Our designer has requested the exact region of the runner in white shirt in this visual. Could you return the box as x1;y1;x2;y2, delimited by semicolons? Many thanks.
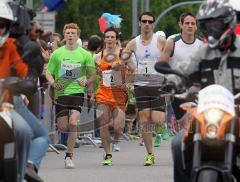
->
123;12;166;166
160;12;203;123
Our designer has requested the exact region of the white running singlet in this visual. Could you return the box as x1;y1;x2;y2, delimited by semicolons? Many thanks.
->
135;33;164;86
169;34;203;69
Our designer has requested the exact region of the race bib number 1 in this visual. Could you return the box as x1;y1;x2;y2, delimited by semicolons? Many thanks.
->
59;63;81;80
102;70;122;87
138;60;157;77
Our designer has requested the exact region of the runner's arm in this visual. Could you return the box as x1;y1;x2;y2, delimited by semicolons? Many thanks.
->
159;38;174;62
121;39;136;72
86;54;97;90
45;70;55;85
157;35;167;52
124;56;136;73
122;40;136;86
45;53;56;85
45;53;64;90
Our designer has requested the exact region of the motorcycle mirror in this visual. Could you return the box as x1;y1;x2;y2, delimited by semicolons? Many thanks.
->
155;61;186;76
154;61;174;74
154;61;190;87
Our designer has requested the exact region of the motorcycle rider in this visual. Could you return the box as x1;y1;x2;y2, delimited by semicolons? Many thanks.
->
164;1;240;181
0;1;33;182
229;0;240;20
0;1;48;181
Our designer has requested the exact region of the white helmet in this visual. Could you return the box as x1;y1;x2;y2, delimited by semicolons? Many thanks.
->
228;0;240;20
229;0;240;12
0;1;14;47
0;1;14;22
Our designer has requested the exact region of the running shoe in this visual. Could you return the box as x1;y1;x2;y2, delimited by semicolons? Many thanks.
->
161;126;170;140
64;157;75;169
112;143;120;152
102;154;112;166
155;125;163;134
153;134;162;147
122;132;130;141
145;153;155;166
129;134;140;140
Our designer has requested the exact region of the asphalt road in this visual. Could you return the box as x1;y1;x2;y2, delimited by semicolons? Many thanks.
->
39;139;173;182
40;88;174;182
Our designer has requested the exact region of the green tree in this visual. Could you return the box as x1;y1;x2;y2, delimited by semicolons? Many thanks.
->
152;0;201;37
55;0;201;40
56;0;131;40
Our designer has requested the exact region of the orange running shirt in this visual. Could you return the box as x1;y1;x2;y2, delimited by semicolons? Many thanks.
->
96;51;127;110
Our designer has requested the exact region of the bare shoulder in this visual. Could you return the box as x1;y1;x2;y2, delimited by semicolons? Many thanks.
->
165;37;174;47
124;38;136;53
158;35;166;44
160;37;174;61
157;35;166;51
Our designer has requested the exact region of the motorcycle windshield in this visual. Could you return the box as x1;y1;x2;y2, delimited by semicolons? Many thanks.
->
197;84;235;116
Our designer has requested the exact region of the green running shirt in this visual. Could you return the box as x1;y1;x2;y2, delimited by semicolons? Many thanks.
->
47;46;95;99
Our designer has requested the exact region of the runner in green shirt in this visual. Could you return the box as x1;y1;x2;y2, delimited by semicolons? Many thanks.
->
46;23;96;169
47;45;95;99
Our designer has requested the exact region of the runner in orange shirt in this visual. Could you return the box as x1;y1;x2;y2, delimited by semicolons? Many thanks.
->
94;27;135;165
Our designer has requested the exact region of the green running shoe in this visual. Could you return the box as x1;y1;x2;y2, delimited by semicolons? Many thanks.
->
153;134;162;147
155;125;163;134
144;153;155;166
102;154;112;166
161;126;170;140
130;134;140;140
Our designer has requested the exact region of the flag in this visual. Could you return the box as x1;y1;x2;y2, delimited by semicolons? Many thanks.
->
98;17;108;33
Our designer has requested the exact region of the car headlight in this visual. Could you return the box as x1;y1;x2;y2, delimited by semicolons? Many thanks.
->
203;108;224;139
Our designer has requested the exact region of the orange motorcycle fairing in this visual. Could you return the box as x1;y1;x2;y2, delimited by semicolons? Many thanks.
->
183;108;235;141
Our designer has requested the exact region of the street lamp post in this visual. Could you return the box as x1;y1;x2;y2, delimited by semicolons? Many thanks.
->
145;0;150;12
132;0;138;36
26;0;33;9
132;0;151;36
154;1;203;30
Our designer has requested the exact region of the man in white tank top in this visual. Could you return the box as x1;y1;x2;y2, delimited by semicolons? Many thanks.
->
123;12;166;166
159;13;203;181
164;13;202;69
160;12;203;128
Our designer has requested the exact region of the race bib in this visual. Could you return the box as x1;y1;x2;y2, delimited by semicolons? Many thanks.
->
138;60;158;77
102;70;122;87
59;63;81;80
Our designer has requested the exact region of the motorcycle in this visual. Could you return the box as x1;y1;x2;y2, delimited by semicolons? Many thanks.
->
155;61;240;182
